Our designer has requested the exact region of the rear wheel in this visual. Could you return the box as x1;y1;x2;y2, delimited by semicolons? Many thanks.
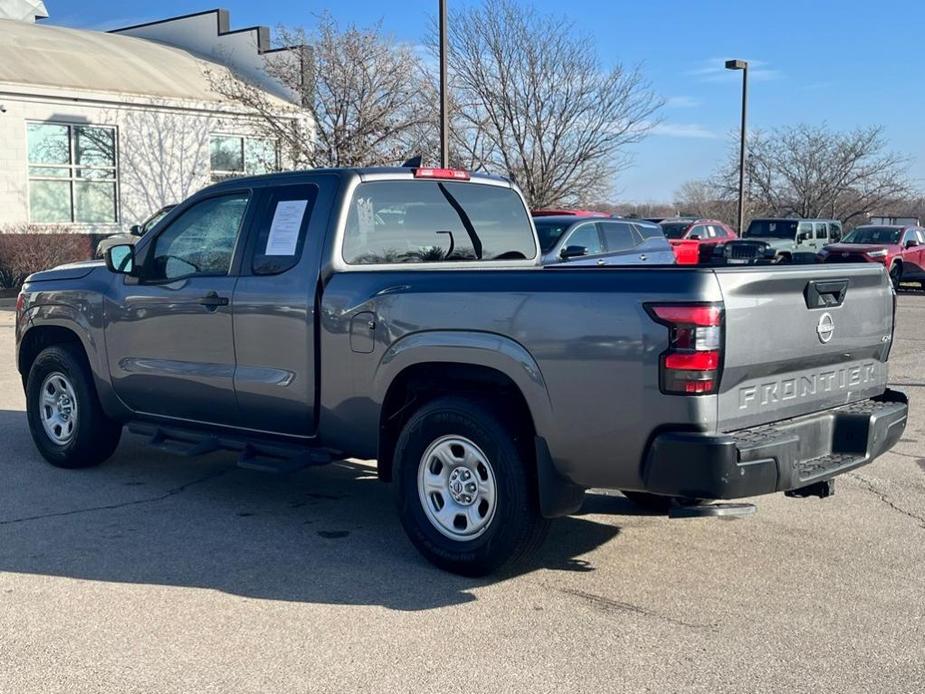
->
26;345;122;469
393;396;549;576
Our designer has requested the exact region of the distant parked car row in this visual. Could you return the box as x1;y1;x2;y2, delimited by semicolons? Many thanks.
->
534;216;676;265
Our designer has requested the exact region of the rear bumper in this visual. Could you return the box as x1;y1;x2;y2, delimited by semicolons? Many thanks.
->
642;389;908;499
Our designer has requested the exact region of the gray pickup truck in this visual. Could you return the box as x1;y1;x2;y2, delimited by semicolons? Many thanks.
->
15;167;908;575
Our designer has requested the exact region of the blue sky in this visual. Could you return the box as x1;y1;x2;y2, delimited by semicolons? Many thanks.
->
45;0;925;202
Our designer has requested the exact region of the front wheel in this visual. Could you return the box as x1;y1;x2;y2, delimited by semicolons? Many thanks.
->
26;345;122;469
393;397;549;576
889;262;902;290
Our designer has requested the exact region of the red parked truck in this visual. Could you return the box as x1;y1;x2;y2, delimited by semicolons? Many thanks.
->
818;224;925;289
659;218;737;265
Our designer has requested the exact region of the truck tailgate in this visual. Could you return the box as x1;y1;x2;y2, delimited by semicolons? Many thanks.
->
714;264;893;431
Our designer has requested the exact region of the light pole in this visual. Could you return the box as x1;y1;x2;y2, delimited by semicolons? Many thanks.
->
725;59;748;234
439;0;449;168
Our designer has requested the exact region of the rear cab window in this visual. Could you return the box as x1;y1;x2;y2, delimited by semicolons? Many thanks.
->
342;179;537;265
251;184;319;275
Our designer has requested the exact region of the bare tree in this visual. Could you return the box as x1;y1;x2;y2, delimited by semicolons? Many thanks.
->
707;124;914;228
208;14;432;168
673;179;740;227
432;0;661;208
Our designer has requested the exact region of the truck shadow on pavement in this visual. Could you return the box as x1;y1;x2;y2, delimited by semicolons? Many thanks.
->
0;410;621;611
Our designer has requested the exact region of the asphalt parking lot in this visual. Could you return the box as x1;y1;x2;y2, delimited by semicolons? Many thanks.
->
1;295;923;694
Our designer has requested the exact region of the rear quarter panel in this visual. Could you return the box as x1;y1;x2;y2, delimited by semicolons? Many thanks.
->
319;267;723;490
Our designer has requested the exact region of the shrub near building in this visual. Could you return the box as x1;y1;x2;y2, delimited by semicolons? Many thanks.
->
0;228;94;289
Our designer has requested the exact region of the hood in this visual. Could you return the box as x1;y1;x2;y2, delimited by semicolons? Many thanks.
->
743;237;794;249
25;259;104;283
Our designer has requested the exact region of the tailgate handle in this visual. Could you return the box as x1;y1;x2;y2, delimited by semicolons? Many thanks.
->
804;279;848;309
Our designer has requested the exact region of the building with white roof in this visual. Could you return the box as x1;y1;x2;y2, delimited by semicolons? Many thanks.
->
0;3;306;233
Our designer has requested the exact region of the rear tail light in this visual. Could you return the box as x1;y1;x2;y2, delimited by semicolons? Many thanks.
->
646;303;724;395
414;167;470;181
15;292;25;320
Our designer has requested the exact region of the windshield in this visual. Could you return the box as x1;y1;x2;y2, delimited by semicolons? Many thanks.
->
842;226;902;245
659;221;692;239
744;220;798;239
533;220;574;253
342;180;537;264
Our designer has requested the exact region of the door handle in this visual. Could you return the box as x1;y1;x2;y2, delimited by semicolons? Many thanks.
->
198;291;229;310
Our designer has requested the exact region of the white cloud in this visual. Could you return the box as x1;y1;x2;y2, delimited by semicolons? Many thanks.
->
686;58;781;83
649;122;721;139
666;95;701;109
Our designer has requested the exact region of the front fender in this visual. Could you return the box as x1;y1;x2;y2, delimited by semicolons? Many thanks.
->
19;297;126;420
374;330;555;438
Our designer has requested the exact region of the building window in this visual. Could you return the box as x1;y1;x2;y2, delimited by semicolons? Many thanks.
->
27;122;118;224
210;134;278;181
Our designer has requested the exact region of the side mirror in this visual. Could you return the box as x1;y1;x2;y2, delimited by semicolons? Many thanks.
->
905;239;919;249
106;244;136;275
798;232;811;242
560;245;589;259
688;234;701;241
129;224;143;237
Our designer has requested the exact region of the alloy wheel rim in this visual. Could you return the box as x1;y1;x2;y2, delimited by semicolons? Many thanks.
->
39;371;79;446
417;435;497;541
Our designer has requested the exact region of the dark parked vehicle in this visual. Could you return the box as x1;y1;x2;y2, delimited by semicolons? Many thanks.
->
535;215;676;265
530;208;607;218
95;205;176;258
742;218;842;261
658;218;737;265
819;224;925;289
16;167;907;575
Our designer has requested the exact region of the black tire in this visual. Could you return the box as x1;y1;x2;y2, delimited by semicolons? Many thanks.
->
621;490;706;514
889;262;902;291
393;396;549;576
26;344;122;469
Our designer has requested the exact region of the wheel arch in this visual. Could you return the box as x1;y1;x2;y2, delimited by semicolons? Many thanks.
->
18;323;88;381
374;331;554;483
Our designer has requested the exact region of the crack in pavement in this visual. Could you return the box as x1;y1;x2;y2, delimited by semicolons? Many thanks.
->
847;473;925;529
552;586;717;630
0;468;233;527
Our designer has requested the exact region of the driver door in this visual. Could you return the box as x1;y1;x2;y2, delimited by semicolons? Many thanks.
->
105;191;252;426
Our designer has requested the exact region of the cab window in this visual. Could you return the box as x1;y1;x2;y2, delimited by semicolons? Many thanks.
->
688;225;707;239
150;193;250;281
564;223;603;256
601;221;640;252
815;222;828;240
797;222;813;240
342;180;536;264
251;184;319;275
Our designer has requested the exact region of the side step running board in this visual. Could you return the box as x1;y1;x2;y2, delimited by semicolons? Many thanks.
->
669;502;757;519
128;422;334;474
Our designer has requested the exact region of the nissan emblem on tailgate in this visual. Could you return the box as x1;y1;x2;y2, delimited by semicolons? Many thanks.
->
817;312;835;343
